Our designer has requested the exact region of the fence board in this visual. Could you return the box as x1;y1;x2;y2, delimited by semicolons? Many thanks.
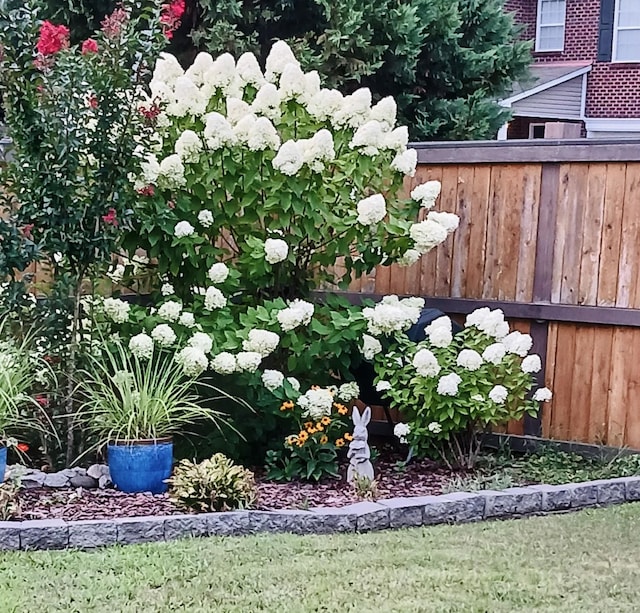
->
466;166;492;299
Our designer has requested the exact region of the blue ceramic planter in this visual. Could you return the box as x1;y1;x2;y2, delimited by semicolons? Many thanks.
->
0;446;6;483
107;439;173;494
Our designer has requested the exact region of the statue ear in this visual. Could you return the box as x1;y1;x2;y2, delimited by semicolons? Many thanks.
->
352;407;361;425
362;406;371;425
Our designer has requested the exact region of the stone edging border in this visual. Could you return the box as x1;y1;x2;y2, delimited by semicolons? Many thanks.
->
2;476;639;551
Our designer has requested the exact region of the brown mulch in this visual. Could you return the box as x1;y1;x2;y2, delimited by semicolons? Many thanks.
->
14;453;460;522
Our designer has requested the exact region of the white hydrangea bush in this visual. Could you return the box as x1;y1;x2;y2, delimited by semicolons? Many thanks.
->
370;306;552;466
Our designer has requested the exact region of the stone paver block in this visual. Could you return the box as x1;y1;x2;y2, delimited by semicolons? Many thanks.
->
115;516;165;545
21;519;69;550
164;515;210;541
304;508;357;534
621;477;640;501
482;487;543;518
438;492;487;523
207;511;251;536
567;482;599;508
377;496;430;528
69;519;117;549
0;521;21;550
325;501;389;532
593;479;626;505
529;484;572;512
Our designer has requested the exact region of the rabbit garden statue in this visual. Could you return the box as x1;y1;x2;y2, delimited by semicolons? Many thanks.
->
347;406;375;483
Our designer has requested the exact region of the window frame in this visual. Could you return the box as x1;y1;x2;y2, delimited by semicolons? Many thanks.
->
612;0;640;62
535;0;567;53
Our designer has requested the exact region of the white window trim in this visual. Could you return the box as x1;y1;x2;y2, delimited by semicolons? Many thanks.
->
612;0;640;63
535;0;567;52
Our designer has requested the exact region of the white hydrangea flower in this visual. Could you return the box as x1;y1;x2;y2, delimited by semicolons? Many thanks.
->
159;154;186;189
411;180;442;207
306;88;344;122
356;194;386;225
397;249;421;268
184;51;214;86
158;300;183;322
363;296;422;336
204;112;236;150
427;211;460;233
456;349;483;371
383;126;409;153
175;130;203;163
129;333;154;360
161;283;175;297
167;76;206;117
391;149;418;177
236;351;262;373
198;210;214;228
533;387;553;402
174;220;195;239
251;83;282;121
437;372;462;396
140;153;161;185
376;380;391;392
226;97;252;125
489;385;509;404
277;299;314;332
152;52;184;85
261;369;285;392
272;140;304;176
151;323;177;347
236;51;265;87
278;62;307;101
338;382;360;402
465;308;510;340
413;348;440;378
409;219;449;254
201;53;236;95
178;311;196;328
247;117;280;151
175;346;209;378
187;332;214;355
332;88;372;129
265;40;299;82
522;354;542;374
361;334;382;360
207;262;229;284
298;387;334;419
287;376;301;392
103;298;130;324
242;329;280;357
428;422;443;434
264;238;289;264
233;113;258;143
370;96;397;131
300;129;335;172
425;316;453;348
394;422;410;444
503;331;534;357
204;286;227;310
210;352;237;375
299;70;322;107
349;120;386;156
482;343;507;365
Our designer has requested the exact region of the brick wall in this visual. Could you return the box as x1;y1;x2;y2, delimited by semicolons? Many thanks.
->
505;0;640;118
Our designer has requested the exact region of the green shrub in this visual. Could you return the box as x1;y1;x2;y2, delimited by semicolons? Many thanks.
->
167;453;257;512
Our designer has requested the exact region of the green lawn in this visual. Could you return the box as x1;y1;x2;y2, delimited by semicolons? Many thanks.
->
2;505;640;612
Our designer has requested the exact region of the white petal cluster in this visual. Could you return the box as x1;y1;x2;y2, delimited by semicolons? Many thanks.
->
278;63;307;101
427;211;459;233
425;316;453;348
465;308;510;340
151;323;177;347
356;194;386;226
503;331;534;357
159;154;186;189
482;343;507;365
306;88;343;122
167;76;206;117
409;219;449;254
174;220;195;238
428;422;443;434
236;52;265;87
261;369;285;392
198;210;214;228
140;154;161;185
272;140;304;176
349;120;386;156
158;300;183;322
332;88;371;129
161;283;175;297
287;376;301;391
383;126;408;153
242;329;280;357
152;52;184;86
236;351;262;373
129;333;154;360
265;41;299;82
103;298;130;324
247;117;280;151
411;181;442;208
437;372;461;396
264;238;289;264
202;53;236;95
370;97;397;131
363;296;423;336
251;83;282;121
413;348;440;378
298;388;334;420
188;332;213;354
397;249;422;268
521;354;542;374
175;130;203;163
204;286;227;310
533;387;553;402
277;299;314;332
391;149;418;176
178;312;196;328
457;349;483;371
376;380;391;392
338;382;360;402
175;346;209;377
210;352;237;375
489;385;508;404
204;112;236;150
207;262;229;284
300;130;335;172
393;422;410;444
184;52;214;86
361;334;382;360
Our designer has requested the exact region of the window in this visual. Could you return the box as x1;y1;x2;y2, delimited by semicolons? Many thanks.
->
536;0;566;52
529;123;546;139
613;0;640;61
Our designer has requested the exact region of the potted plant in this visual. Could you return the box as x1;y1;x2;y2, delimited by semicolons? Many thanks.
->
79;338;239;494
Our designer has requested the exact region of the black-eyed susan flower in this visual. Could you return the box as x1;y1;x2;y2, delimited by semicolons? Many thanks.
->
298;431;309;442
320;435;329;444
335;438;345;447
320;416;331;426
344;432;353;441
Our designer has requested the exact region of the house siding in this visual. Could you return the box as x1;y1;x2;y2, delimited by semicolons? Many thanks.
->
504;0;640;120
511;74;584;119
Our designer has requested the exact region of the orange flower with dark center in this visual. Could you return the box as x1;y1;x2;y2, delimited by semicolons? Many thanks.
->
336;438;345;447
298;431;309;442
320;416;331;426
303;421;313;429
315;423;324;432
320;435;329;444
344;433;353;441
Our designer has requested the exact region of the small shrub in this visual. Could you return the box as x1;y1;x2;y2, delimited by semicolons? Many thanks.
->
167;453;257;512
441;472;517;494
351;475;379;501
0;482;20;520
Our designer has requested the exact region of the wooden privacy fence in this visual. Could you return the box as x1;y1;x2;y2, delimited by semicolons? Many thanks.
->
346;138;640;449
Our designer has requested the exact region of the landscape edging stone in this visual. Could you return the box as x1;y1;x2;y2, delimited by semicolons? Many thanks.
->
3;476;640;551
